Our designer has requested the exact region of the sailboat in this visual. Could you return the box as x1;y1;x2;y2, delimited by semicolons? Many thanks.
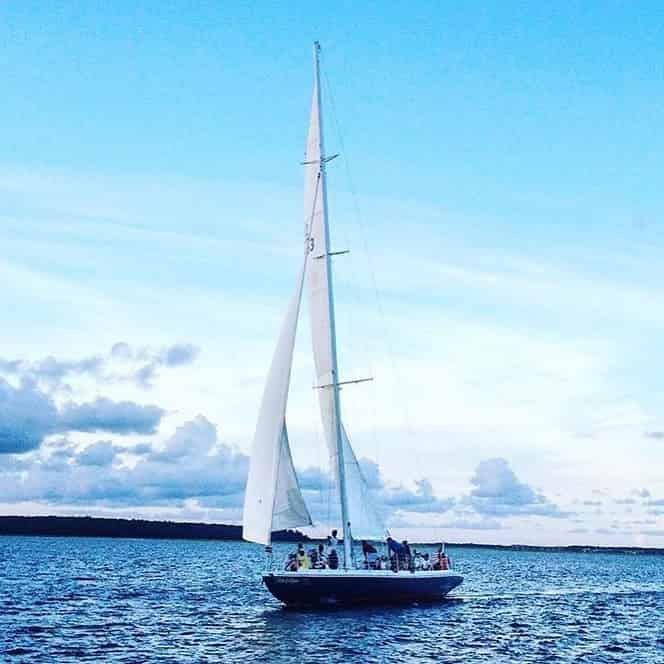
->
242;42;463;607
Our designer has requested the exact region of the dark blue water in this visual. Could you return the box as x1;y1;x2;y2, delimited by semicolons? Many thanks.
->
1;537;663;663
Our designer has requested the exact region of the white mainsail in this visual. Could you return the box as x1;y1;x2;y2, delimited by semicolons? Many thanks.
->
304;43;387;544
242;264;312;546
304;46;338;476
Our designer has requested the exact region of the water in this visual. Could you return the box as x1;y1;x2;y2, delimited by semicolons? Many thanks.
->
1;537;663;663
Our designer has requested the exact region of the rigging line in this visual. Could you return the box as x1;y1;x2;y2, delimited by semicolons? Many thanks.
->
319;54;380;463
322;63;423;477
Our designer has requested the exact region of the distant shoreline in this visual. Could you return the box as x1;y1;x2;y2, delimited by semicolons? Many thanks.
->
1;516;662;555
0;515;305;543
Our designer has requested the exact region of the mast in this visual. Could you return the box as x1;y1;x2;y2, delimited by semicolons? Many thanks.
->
312;41;353;569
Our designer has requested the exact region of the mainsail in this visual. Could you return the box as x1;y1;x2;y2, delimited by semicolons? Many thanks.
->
242;264;312;546
303;43;338;483
304;43;387;544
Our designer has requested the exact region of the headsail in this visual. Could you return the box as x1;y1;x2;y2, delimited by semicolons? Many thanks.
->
340;425;387;540
305;43;387;547
242;264;312;546
271;423;311;530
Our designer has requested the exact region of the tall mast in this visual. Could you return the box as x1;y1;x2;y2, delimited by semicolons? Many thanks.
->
313;41;353;568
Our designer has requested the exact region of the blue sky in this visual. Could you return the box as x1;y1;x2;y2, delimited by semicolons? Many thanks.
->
2;2;664;545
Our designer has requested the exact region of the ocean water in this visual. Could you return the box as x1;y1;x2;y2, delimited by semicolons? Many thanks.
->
1;537;663;663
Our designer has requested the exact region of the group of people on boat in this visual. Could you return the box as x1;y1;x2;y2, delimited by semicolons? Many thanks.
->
284;530;451;573
368;537;451;572
284;529;341;571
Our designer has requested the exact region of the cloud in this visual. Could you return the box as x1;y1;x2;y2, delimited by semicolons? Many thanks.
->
161;343;199;367
0;355;103;390
297;466;334;491
0;377;165;454
0;378;58;454
467;457;567;518
131;342;200;388
358;458;455;515
0;356;104;390
148;415;216;462
644;431;664;440
110;342;132;360
441;518;502;530
0;417;248;509
127;417;248;503
297;458;454;520
0;342;199;392
0;414;458;529
129;442;153;456
613;498;636;505
383;478;455;514
632;488;651;499
77;441;118;467
57;398;164;435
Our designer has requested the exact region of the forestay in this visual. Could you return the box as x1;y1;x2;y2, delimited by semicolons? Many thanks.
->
242;265;312;546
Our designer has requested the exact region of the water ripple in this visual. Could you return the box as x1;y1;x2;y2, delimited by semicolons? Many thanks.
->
1;537;663;663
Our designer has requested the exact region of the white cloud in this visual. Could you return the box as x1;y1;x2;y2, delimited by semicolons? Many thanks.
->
467;458;567;518
0;342;199;391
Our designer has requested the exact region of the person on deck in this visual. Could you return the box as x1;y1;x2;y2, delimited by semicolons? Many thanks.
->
327;547;339;570
312;543;327;569
285;553;298;572
413;550;423;570
421;553;432;571
327;529;338;553
361;540;378;569
296;543;310;570
401;540;412;571
433;544;450;570
326;529;339;569
386;537;403;571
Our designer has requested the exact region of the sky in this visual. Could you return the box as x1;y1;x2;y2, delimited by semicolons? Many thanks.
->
2;1;664;546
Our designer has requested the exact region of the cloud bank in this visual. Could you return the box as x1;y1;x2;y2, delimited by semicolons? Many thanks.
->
0;378;164;454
